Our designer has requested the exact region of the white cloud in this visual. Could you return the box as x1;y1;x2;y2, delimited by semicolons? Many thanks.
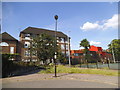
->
102;14;118;30
80;14;118;31
80;22;100;31
90;41;101;45
79;47;84;49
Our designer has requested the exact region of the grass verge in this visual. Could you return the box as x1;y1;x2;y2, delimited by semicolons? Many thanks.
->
38;65;119;76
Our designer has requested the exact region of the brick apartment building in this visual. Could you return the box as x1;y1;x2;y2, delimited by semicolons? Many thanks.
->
19;27;70;62
1;27;70;62
0;32;21;60
70;45;113;63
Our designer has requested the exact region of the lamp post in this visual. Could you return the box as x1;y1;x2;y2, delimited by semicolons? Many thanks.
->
54;15;58;77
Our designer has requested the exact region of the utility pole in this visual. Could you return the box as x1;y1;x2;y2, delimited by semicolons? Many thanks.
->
67;31;71;66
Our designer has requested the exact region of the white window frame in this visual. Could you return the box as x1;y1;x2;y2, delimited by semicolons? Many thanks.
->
0;42;9;46
24;50;30;57
24;42;30;48
10;47;14;54
61;44;65;50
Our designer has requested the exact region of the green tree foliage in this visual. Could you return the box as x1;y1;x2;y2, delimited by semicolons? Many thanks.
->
32;33;56;65
80;39;90;50
79;39;90;67
57;53;66;64
108;39;120;61
56;44;66;64
80;39;90;55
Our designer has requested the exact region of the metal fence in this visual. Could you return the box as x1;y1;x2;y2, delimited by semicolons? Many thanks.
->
79;63;120;70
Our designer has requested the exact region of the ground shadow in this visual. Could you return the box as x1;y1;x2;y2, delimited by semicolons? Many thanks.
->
6;67;45;78
52;73;73;78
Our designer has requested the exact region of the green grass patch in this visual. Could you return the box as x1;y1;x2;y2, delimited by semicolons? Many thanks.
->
38;65;119;76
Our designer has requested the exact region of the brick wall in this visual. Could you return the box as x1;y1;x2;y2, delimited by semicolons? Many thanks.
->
1;40;21;60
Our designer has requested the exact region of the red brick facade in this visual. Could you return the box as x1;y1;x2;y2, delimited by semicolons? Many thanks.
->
1;27;70;62
1;32;21;60
70;45;112;62
19;27;70;62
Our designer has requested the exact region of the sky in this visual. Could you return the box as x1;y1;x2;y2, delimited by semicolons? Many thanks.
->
2;2;118;50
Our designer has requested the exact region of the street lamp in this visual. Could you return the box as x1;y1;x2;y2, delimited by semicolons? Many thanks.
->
54;15;58;77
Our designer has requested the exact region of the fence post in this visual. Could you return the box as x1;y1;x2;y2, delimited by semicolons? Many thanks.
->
86;59;89;68
107;59;110;69
80;57;82;68
96;60;98;69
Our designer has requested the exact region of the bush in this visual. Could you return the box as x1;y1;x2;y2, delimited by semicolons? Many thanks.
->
48;63;54;66
71;58;80;65
88;59;97;63
28;62;35;66
2;54;36;78
2;54;18;77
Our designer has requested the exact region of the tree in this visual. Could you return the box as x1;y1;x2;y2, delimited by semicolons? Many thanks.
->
80;39;90;49
80;39;90;55
57;52;66;64
32;33;55;65
80;39;90;68
108;39;120;62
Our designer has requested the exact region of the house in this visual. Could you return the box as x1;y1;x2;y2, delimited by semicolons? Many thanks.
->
0;32;21;60
89;45;112;61
70;45;112;63
19;27;70;62
70;49;84;59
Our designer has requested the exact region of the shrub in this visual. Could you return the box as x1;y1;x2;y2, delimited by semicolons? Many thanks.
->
2;54;17;77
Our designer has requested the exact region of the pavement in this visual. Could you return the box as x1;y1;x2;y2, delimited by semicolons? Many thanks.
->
2;72;119;88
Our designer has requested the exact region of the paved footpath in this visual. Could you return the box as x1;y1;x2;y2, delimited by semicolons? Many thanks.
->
2;73;119;88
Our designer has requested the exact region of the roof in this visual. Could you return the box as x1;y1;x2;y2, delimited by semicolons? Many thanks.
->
20;27;68;38
89;45;102;51
1;32;18;41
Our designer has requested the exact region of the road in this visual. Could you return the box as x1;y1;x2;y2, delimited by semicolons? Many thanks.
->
2;72;118;88
3;79;118;88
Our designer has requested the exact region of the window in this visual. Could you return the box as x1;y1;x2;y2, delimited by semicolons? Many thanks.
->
32;59;37;62
66;45;68;50
66;51;69;56
62;51;65;54
65;40;68;43
74;53;79;56
73;53;83;56
61;44;65;50
57;37;60;42
10;47;14;54
32;34;37;38
24;34;31;40
61;38;64;43
57;40;59;42
25;34;30;37
24;42;30;48
0;42;9;46
24;50;30;56
57;37;59;39
25;37;30;40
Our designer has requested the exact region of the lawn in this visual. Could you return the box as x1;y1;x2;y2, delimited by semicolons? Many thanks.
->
38;65;119;76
